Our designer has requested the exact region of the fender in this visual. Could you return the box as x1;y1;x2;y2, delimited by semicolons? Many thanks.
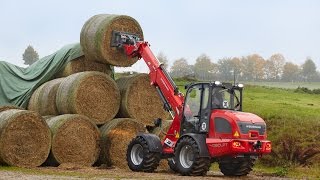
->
137;133;162;153
178;133;210;157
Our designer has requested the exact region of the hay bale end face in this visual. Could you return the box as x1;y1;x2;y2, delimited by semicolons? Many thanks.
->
80;14;144;67
55;55;114;78
28;78;64;116
56;71;120;125
116;74;169;126
44;114;100;166
0;109;51;167
98;118;145;169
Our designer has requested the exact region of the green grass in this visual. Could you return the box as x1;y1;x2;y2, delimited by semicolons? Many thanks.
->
245;81;320;90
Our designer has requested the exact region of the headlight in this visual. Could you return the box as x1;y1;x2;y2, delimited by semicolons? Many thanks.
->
214;81;221;85
238;84;244;88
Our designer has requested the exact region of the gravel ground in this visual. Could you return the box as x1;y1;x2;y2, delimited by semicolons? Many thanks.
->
0;166;290;180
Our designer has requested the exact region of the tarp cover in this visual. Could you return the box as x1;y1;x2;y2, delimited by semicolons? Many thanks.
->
0;43;83;108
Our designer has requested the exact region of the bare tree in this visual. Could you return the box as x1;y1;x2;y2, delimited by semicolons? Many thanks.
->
170;58;193;78
157;52;169;71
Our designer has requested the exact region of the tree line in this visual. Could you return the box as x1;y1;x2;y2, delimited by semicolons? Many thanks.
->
157;52;320;82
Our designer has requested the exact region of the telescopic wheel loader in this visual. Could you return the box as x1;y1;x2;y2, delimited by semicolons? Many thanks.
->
110;31;271;176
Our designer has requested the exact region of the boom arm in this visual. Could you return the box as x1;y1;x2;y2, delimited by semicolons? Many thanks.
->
112;31;185;151
112;31;184;117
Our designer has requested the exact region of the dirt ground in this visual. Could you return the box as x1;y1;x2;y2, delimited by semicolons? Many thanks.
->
0;166;289;180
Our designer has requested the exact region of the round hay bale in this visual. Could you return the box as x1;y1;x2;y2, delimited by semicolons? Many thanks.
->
56;71;120;125
80;14;144;67
55;55;114;78
44;114;100;166
28;78;64;116
98;118;145;169
0;105;23;113
116;74;169;126
0;109;51;167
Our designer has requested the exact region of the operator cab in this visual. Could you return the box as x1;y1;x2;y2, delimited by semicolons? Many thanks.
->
181;81;243;134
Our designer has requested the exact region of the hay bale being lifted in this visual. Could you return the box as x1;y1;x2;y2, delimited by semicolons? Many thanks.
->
0;109;51;167
98;118;145;169
80;14;144;67
116;74;169;126
28;78;64;116
56;71;120;125
44;114;100;166
55;55;114;78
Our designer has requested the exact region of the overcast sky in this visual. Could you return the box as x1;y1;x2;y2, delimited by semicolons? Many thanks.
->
0;0;319;72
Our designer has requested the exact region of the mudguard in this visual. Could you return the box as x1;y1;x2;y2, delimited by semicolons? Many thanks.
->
137;133;163;153
179;133;210;157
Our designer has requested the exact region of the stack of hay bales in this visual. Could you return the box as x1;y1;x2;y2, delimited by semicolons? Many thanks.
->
0;107;51;167
17;14;170;170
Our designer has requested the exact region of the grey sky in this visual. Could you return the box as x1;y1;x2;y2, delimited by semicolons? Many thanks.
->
0;0;319;72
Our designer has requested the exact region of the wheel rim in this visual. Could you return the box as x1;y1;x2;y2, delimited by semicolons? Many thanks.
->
131;144;143;165
179;145;194;168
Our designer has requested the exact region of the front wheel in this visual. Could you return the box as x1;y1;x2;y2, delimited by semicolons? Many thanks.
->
218;157;254;176
168;158;178;173
126;136;161;172
174;136;211;176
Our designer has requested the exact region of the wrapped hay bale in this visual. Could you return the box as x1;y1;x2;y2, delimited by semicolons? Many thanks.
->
98;118;145;169
55;55;114;78
56;71;120;125
28;78;64;115
0;105;23;112
116;74;169;126
80;14;144;67
0;109;51;167
44;114;100;166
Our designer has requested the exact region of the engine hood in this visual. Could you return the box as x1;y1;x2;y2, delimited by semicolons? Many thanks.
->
222;110;265;124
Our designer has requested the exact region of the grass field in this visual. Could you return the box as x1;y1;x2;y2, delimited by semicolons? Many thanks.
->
244;81;320;90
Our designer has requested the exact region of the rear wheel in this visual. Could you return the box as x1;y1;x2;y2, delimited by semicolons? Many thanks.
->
218;157;254;176
174;136;211;176
126;136;161;172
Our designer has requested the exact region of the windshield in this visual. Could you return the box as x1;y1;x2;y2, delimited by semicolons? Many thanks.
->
212;87;241;110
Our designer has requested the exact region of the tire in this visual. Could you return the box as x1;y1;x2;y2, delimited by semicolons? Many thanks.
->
126;136;161;172
218;157;254;176
174;136;211;176
168;158;178;173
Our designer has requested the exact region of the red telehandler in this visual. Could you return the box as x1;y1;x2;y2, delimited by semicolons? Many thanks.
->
110;31;271;176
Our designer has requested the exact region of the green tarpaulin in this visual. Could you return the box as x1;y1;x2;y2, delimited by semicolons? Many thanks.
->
0;43;83;108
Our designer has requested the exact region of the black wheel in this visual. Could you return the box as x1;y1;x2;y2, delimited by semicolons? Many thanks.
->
218;157;254;176
174;136;211;176
168;158;178;173
126;136;161;172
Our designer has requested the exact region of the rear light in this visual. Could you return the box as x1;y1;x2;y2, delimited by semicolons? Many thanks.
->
232;141;242;148
265;142;272;151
